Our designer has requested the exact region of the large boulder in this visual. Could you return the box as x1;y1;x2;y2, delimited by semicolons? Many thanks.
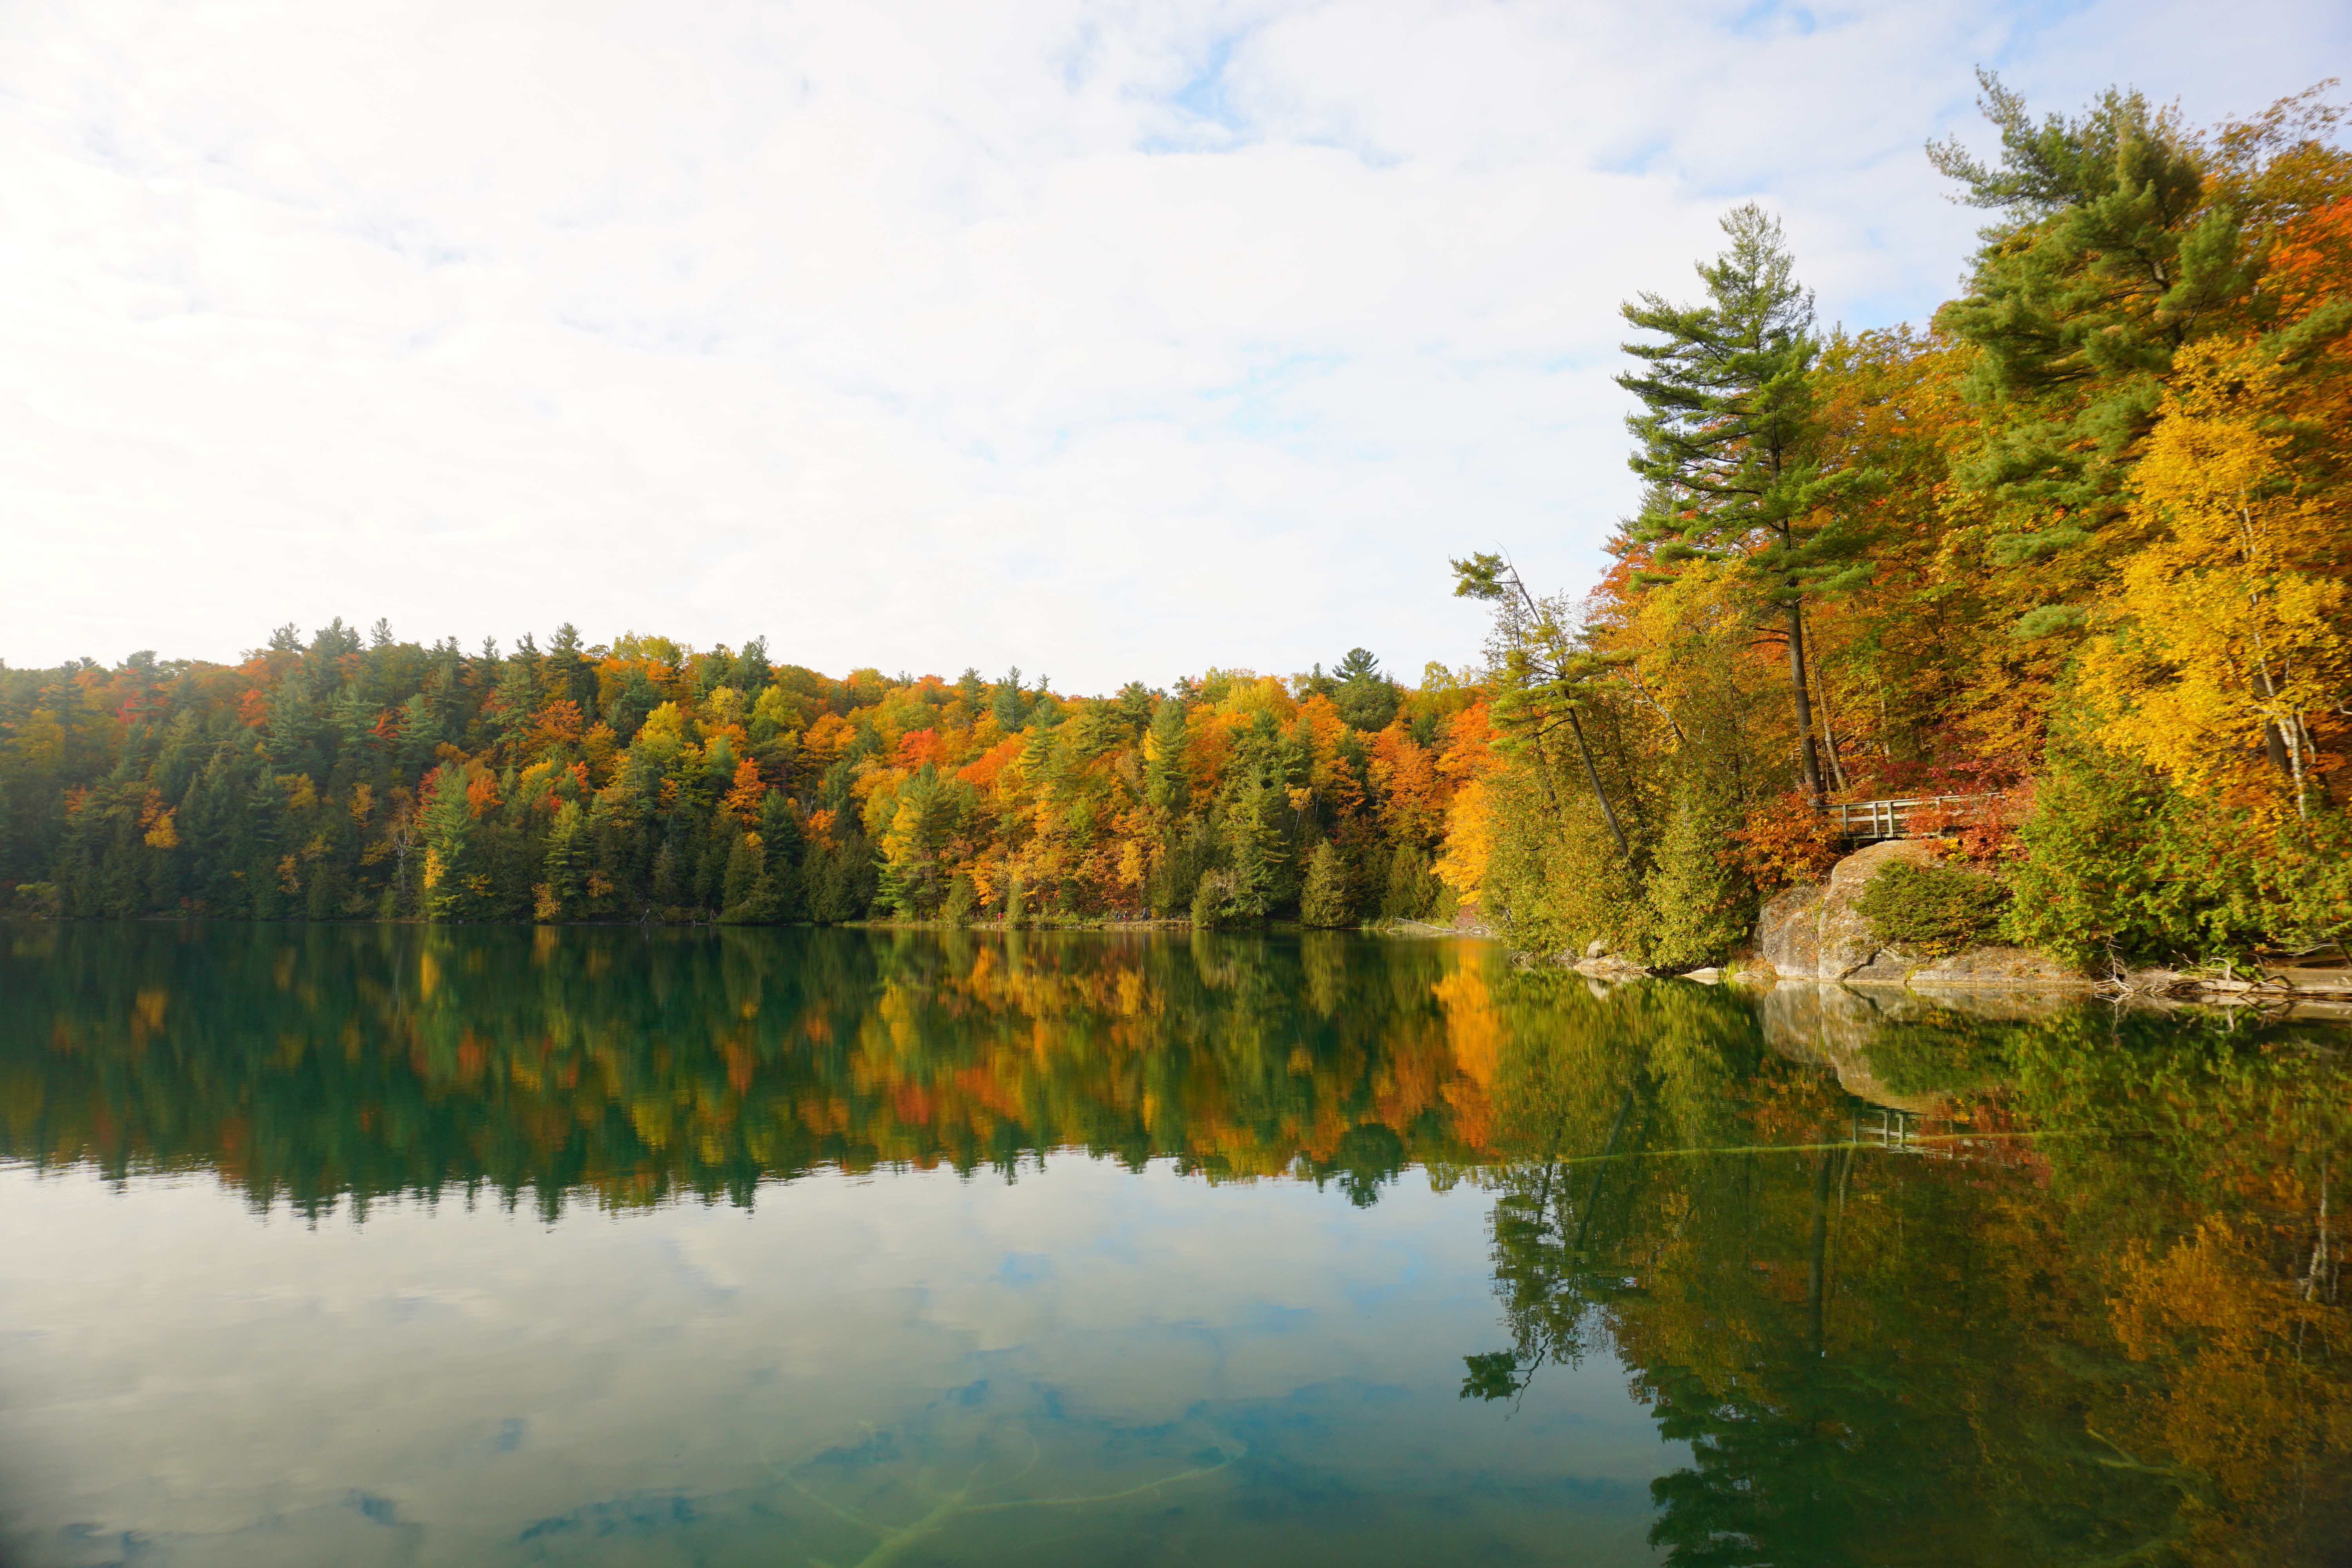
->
1755;882;1826;978
1750;838;2084;987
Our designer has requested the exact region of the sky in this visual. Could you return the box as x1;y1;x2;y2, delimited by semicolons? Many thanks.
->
2;0;2345;692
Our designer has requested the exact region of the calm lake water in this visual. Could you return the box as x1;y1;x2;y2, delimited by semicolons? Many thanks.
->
1;924;2346;1567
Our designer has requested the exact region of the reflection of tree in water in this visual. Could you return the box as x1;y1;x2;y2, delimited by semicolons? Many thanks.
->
761;1387;1243;1568
1459;977;2352;1566
0;924;1504;1217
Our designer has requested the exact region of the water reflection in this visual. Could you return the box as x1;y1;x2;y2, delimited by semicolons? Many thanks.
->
1;924;2346;1566
1463;981;2352;1566
0;924;1503;1213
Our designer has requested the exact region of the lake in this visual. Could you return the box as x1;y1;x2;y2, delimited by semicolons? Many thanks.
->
1;924;2346;1566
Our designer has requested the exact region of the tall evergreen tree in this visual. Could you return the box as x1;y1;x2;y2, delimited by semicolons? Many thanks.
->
1332;648;1400;731
991;668;1028;733
1616;203;1878;809
1143;697;1190;814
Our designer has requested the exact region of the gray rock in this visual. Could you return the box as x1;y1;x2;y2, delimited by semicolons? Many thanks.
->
1752;838;2083;987
1902;945;2083;987
1755;883;1826;978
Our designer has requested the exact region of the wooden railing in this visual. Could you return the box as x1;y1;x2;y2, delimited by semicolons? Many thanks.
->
1829;795;1989;841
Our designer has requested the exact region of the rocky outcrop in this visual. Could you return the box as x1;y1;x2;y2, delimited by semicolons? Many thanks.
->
1752;839;2085;988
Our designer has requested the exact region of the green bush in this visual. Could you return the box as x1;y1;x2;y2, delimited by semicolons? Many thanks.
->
1857;862;2011;958
2001;743;2352;967
1479;775;1646;956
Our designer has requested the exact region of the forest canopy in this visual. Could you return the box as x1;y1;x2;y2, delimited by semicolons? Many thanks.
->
0;626;1481;931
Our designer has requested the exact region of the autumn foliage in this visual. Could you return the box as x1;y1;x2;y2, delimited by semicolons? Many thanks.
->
1462;78;2352;969
0;632;1489;928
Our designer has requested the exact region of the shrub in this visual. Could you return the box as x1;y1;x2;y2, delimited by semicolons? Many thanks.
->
2001;742;2352;967
1191;867;1249;928
1728;789;1840;891
1857;861;2011;958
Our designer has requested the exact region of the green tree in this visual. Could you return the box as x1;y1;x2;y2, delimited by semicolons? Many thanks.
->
1617;204;1878;809
991;668;1028;733
1143;697;1190;813
1332;648;1400;731
1299;841;1353;928
420;767;474;921
1929;73;2265;609
719;831;762;916
541;800;586;918
1641;780;1751;969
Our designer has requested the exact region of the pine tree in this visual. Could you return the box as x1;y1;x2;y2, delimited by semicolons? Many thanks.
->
991;668;1028;733
542;800;585;917
1143;697;1190;813
1617;204;1878;809
1930;74;2263;582
1299;841;1354;928
720;831;762;915
1332;648;1399;731
419;766;473;921
1642;780;1752;969
754;788;804;920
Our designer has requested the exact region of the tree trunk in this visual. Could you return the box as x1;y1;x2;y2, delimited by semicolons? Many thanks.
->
1785;601;1827;812
1802;609;1851;795
1564;710;1632;855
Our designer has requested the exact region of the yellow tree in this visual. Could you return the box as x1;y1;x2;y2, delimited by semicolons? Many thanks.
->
2080;339;2351;815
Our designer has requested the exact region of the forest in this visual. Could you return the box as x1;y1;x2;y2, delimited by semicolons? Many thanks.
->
2;75;2348;967
0;627;1482;930
1454;74;2352;970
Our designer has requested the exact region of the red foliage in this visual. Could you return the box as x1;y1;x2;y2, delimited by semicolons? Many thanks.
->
465;770;501;818
897;728;943;769
1728;790;1841;890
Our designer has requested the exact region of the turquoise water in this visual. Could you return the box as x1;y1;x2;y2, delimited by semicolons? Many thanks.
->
1;923;2345;1565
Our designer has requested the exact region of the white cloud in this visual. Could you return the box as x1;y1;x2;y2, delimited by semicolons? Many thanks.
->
0;0;2342;688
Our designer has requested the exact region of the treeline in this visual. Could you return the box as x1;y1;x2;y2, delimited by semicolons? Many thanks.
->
0;618;1488;927
1455;75;2352;969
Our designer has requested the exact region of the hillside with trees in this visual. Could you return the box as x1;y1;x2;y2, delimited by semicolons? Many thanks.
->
1456;76;2352;971
0;627;1481;929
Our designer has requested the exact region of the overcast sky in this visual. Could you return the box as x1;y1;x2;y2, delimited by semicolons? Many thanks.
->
2;0;2344;691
